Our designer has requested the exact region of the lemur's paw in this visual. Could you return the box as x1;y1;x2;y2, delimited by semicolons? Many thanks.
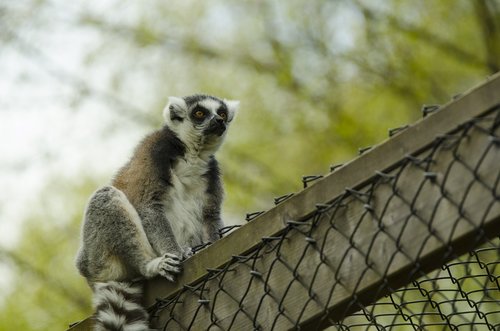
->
182;247;193;260
145;254;181;281
157;253;182;282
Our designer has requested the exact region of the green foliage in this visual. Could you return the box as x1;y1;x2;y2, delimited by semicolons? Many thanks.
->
0;0;499;330
0;179;96;330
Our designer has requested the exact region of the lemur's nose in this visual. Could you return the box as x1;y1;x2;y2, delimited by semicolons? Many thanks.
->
215;116;224;124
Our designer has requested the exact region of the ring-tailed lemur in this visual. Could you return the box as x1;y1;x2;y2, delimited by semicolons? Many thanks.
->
75;94;239;331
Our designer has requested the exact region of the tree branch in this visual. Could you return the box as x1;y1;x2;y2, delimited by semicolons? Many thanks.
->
0;248;89;309
354;1;488;70
473;0;500;73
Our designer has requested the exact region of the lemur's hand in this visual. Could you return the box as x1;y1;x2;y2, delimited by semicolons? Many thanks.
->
159;253;182;280
182;247;193;260
146;253;182;281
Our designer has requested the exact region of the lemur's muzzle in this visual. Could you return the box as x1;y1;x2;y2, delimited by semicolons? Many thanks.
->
206;116;226;136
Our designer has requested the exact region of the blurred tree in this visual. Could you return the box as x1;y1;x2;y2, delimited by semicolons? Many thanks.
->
0;1;498;330
73;0;499;211
0;179;95;330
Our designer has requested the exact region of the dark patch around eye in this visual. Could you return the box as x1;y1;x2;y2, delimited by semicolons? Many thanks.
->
216;105;228;121
191;105;209;123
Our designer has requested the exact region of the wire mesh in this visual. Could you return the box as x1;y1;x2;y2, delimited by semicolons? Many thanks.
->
330;238;500;331
147;106;500;330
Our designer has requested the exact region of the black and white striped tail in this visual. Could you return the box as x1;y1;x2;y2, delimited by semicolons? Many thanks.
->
93;281;150;331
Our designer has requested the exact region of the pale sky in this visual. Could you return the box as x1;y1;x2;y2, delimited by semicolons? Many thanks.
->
0;1;155;295
0;1;147;247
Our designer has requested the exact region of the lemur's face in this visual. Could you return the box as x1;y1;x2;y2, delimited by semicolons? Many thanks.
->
164;94;238;151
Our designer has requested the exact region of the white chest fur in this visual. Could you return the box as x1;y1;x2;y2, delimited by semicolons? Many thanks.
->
164;156;208;249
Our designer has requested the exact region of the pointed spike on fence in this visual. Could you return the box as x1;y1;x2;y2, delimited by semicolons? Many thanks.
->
363;204;374;212
424;172;438;180
245;211;265;222
489;135;500;145
421;104;440;117
286;220;308;226
302;175;323;188
218;224;242;238
375;170;395;179
305;237;316;244
330;163;344;172
191;242;212;254
405;154;430;165
197;299;210;305
358;146;372;155
388;125;410;137
274;193;294;205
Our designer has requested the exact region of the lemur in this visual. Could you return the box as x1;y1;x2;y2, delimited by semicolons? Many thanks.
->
76;94;238;331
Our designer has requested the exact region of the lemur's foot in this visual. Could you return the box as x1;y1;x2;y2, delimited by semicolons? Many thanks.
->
145;253;181;281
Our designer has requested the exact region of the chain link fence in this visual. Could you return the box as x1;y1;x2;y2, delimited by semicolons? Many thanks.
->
145;83;500;330
334;237;500;330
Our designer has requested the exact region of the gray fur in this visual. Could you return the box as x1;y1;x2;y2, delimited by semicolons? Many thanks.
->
75;94;238;330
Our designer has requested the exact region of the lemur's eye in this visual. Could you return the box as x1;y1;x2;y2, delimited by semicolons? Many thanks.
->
218;111;227;121
194;110;205;118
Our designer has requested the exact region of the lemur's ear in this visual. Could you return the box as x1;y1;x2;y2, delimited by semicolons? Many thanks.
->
164;96;188;122
224;99;240;123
